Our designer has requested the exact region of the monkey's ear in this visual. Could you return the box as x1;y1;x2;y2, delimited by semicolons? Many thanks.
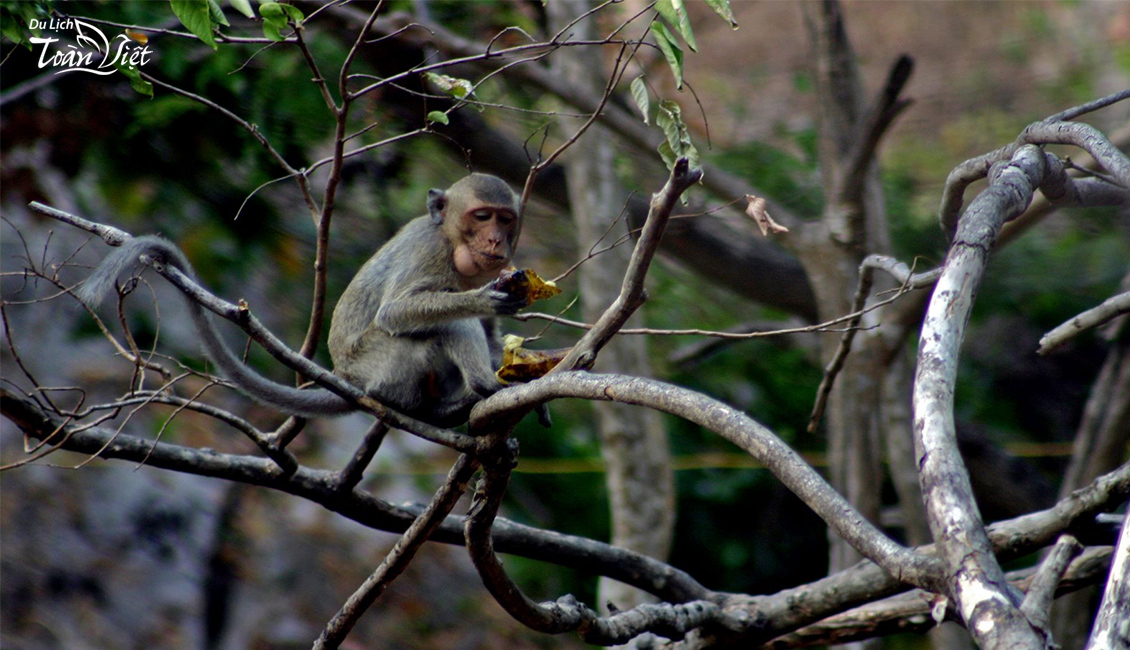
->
427;188;447;224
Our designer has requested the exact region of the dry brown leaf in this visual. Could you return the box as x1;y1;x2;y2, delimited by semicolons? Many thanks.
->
745;194;789;236
496;334;571;383
493;267;562;305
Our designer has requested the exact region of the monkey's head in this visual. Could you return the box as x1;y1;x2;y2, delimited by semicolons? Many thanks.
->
428;173;520;281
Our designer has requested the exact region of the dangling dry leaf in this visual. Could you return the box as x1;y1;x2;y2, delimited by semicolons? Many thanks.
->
493;267;562;305
745;194;789;236
496;334;571;383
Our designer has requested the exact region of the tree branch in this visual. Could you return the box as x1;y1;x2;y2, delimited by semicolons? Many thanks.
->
5;383;1129;646
27;202;479;454
1039;290;1130;355
314;454;478;650
552;158;703;372
480;371;944;591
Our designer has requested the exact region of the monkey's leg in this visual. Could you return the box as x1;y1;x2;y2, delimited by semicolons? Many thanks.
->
440;319;503;399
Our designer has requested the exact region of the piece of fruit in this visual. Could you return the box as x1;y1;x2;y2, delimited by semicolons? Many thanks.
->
496;334;571;383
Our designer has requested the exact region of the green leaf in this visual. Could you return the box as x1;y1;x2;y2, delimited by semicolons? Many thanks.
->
0;1;49;48
0;18;31;48
228;0;254;19
655;0;696;52
207;0;230;27
426;110;449;126
652;21;684;90
704;0;738;28
169;0;217;50
259;2;303;41
630;75;650;125
424;72;474;99
657;140;676;169
116;61;154;97
656;99;700;173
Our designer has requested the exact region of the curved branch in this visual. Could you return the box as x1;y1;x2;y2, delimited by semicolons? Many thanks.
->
26;202;477;453
464;441;743;644
5;385;1129;646
913;145;1056;647
939;89;1130;238
479;371;943;591
1019;120;1130;188
0;385;712;603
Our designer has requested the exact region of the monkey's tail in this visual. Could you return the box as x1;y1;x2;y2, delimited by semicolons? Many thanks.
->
78;235;355;418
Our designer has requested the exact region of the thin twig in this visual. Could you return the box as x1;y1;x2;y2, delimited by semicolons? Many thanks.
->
551;158;703;373
313;454;479;650
807;256;940;433
334;418;390;491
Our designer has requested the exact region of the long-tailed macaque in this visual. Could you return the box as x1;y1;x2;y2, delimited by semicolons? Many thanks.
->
78;173;530;427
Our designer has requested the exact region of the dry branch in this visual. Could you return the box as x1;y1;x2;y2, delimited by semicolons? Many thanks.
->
5;384;1130;647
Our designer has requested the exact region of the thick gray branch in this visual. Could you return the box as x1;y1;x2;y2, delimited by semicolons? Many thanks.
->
483;371;943;591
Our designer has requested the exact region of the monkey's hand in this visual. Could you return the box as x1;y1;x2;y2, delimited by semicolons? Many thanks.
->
479;282;529;316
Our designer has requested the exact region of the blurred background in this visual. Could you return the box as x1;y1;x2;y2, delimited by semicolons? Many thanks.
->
2;1;1128;648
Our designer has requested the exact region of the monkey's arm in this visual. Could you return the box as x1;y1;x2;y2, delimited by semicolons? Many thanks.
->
375;283;524;336
79;236;355;418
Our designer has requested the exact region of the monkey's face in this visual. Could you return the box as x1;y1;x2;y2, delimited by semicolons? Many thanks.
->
452;205;517;278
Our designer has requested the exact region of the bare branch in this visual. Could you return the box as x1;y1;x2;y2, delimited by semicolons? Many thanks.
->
464;439;743;644
914;143;1103;647
27;203;479;453
763;545;1109;650
334;418;389;491
1;384;714;603
314;454;478;650
1084;511;1130;649
5;384;1130;646
939;89;1130;238
1019;535;1082;630
479;371;944;591
1039;290;1130;354
1019;120;1130;188
808;255;940;432
552;158;703;372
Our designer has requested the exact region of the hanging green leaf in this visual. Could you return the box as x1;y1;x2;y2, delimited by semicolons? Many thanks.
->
655;0;697;52
0;1;50;49
630;76;650;125
228;0;254;19
656;99;700;174
704;0;738;29
426;111;450;126
207;0;230;27
651;22;684;90
116;60;154;98
169;0;218;50
259;2;303;41
424;72;475;99
657;140;676;169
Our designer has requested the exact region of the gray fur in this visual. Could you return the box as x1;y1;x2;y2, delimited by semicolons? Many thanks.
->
78;235;354;417
329;176;522;425
79;174;528;427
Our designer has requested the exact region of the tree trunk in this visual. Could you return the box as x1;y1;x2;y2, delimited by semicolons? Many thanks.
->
548;0;676;614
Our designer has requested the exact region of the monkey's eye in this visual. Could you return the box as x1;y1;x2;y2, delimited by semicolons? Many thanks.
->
472;210;493;222
497;213;515;226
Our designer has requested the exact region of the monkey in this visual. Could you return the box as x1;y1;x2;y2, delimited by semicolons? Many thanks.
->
327;172;530;425
78;173;537;428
